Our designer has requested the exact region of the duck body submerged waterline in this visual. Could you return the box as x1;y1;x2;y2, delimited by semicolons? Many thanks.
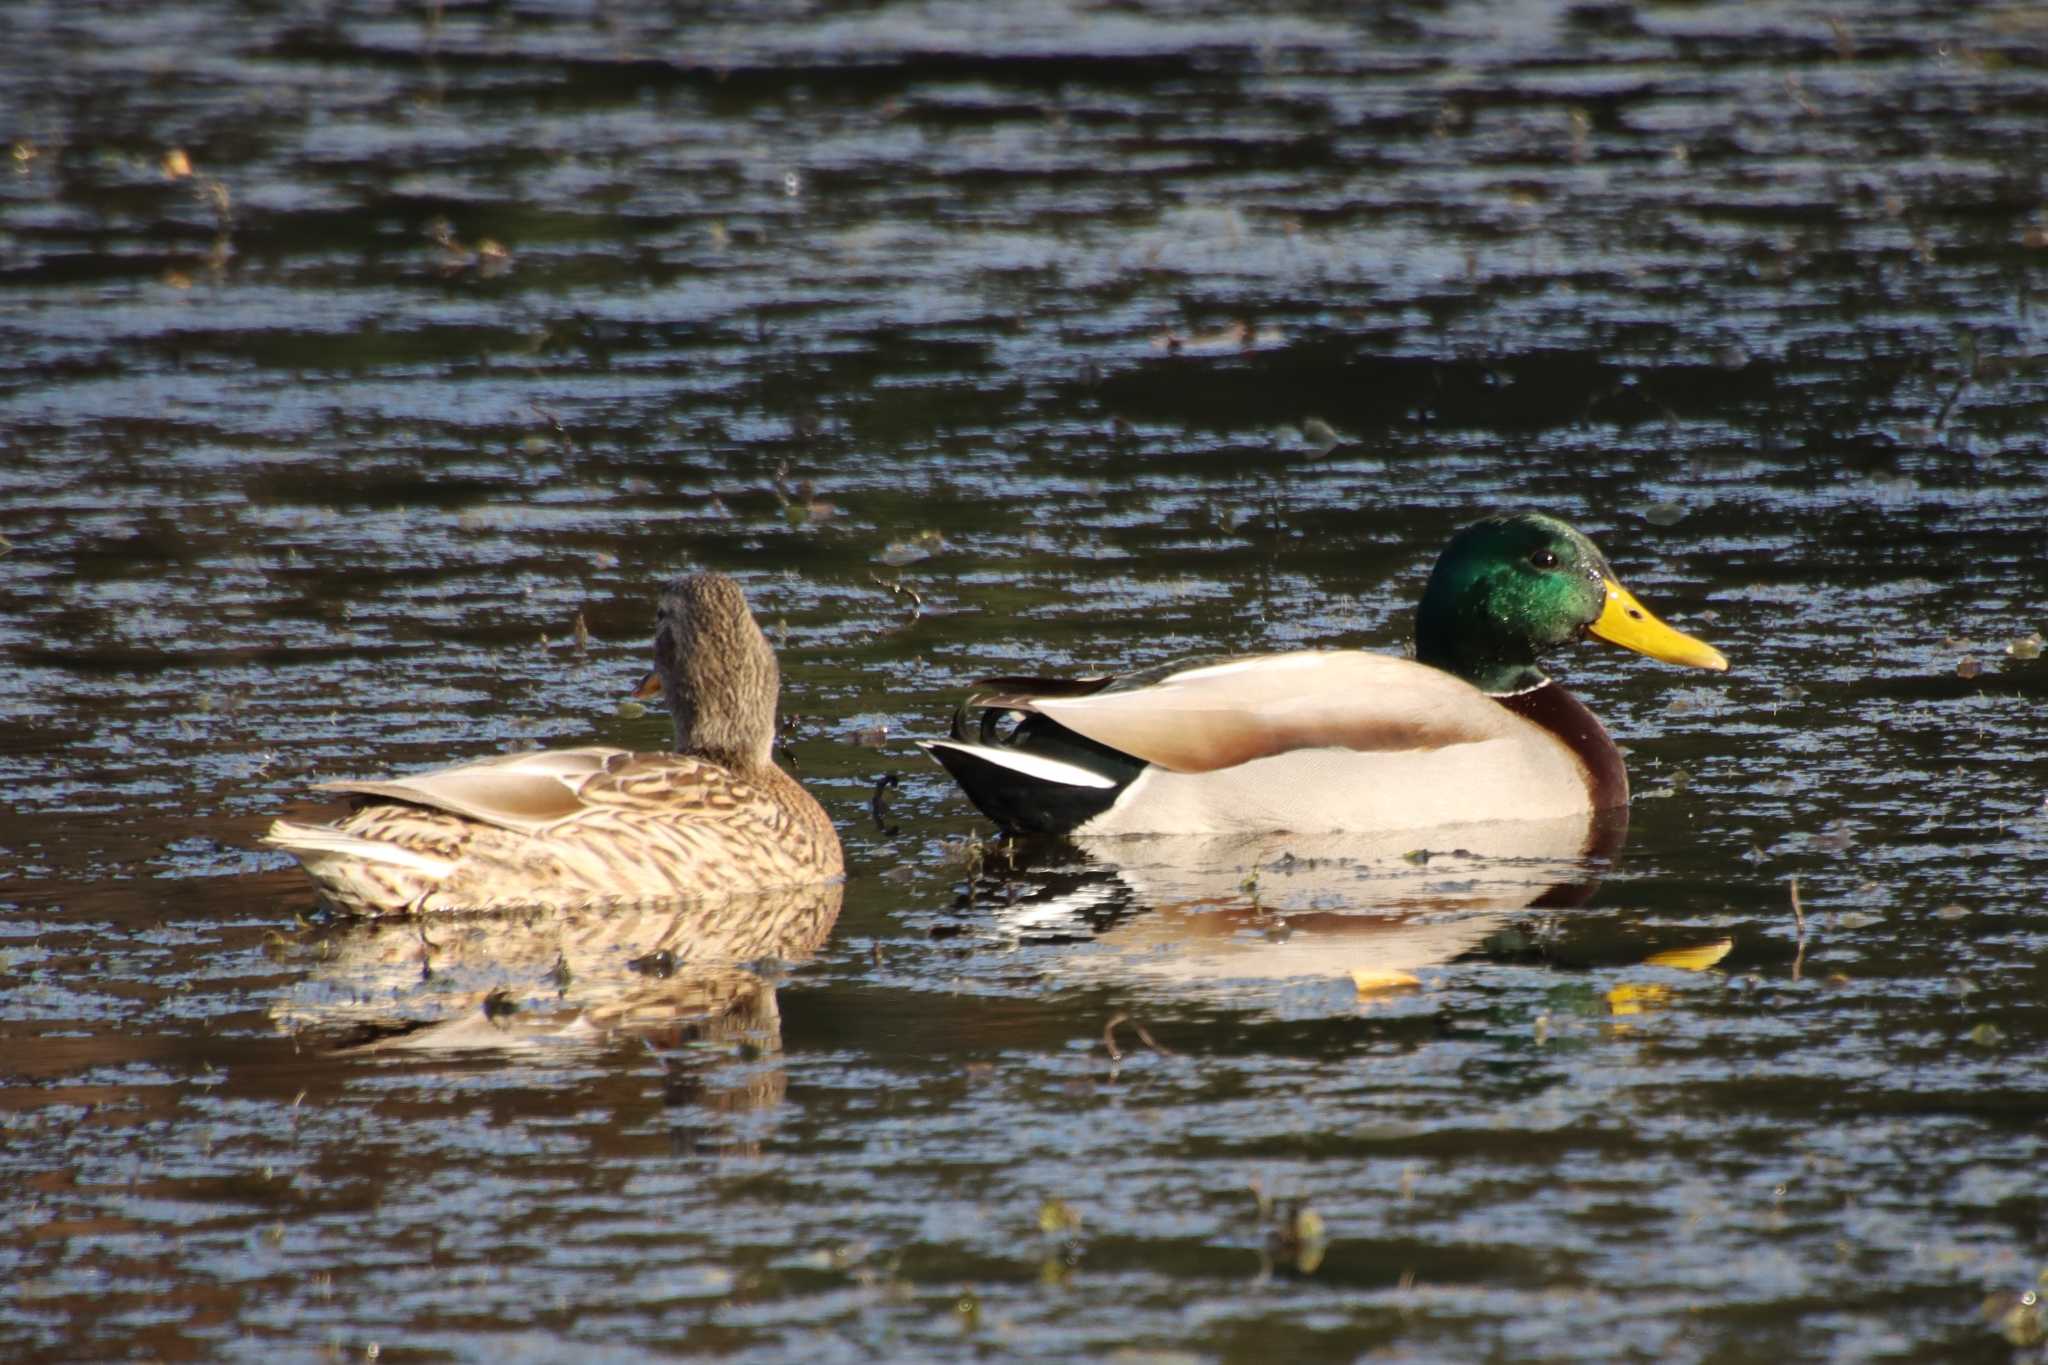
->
920;513;1728;839
264;573;843;915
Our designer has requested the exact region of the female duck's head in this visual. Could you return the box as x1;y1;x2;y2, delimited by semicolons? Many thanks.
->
643;572;780;770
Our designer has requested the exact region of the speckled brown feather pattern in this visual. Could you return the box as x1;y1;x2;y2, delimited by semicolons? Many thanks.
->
263;573;843;915
278;753;840;915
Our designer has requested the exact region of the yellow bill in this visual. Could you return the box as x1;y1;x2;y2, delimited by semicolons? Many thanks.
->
1589;579;1729;671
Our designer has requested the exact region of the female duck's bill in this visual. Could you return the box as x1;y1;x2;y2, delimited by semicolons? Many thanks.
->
919;512;1726;840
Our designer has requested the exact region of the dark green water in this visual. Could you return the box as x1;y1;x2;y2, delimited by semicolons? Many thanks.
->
3;1;2046;1360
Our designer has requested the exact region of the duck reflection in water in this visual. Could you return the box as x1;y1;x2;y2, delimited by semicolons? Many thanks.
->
272;883;842;1127
959;811;1625;1015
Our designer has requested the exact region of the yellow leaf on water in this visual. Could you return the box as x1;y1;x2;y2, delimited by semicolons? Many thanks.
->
1607;983;1673;1016
1351;968;1420;996
1037;1197;1082;1236
1644;938;1733;972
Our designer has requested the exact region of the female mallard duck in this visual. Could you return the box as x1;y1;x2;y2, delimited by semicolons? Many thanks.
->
264;572;843;914
919;513;1727;837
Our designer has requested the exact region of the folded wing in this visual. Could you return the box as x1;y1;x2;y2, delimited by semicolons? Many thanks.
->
1018;651;1518;773
313;746;632;834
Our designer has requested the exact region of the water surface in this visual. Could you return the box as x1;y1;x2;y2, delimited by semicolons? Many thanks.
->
4;1;2047;1360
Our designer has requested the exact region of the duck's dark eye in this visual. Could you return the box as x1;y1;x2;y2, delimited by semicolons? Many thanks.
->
1528;548;1559;570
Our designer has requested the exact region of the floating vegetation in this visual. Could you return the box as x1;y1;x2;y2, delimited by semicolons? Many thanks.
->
1149;322;1283;354
1607;982;1671;1015
1036;1198;1082;1238
1101;1012;1173;1061
1251;1181;1327;1277
878;531;943;566
1642;500;1688;527
424;215;512;276
1982;1284;2046;1347
870;574;924;632
1350;967;1421;997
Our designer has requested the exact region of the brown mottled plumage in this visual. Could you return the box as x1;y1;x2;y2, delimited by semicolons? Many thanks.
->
263;573;843;915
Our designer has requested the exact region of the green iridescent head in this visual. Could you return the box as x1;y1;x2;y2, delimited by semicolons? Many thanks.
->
1415;513;1727;695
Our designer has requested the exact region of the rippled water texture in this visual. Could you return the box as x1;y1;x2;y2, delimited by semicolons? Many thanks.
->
4;1;2047;1360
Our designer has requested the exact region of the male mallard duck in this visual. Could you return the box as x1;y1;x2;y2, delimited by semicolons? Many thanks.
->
919;512;1727;837
264;572;843;914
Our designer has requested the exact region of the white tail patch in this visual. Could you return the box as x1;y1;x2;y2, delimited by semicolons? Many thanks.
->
263;821;458;879
917;740;1118;789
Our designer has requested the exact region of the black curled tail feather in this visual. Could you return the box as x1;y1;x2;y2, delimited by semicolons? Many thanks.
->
926;707;1147;836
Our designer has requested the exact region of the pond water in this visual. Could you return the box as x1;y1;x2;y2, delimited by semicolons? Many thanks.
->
4;0;2046;1360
